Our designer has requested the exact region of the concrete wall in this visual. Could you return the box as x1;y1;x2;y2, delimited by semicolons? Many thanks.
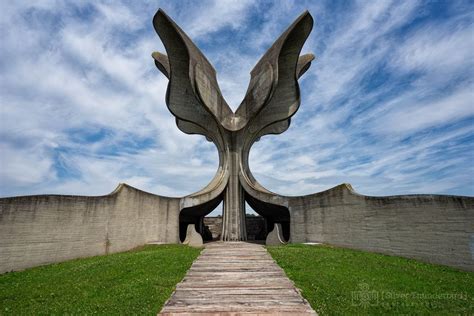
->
0;184;180;273
2;182;473;272
289;184;474;271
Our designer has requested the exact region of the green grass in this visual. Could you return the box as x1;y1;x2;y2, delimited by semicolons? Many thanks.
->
267;244;474;315
0;245;201;315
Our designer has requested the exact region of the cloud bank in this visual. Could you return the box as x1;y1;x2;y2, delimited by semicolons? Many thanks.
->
1;0;473;209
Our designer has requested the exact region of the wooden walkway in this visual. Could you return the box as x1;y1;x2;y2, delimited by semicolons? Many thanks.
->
159;241;316;315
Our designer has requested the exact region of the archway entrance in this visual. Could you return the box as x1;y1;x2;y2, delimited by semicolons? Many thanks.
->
179;194;222;243
178;191;291;243
245;192;291;242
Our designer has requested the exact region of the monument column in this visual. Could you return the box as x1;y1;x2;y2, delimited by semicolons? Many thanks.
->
221;134;247;241
152;9;314;243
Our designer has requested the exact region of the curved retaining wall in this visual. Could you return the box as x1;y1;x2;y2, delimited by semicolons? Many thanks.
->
288;184;474;271
0;184;180;273
1;182;473;272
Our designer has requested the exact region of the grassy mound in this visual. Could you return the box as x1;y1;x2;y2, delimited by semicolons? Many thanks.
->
0;245;201;315
268;244;473;315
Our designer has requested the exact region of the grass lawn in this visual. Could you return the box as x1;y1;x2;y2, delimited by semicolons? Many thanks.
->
0;245;201;315
268;244;474;315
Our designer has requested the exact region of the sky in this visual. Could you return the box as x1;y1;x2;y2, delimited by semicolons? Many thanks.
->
1;0;473;209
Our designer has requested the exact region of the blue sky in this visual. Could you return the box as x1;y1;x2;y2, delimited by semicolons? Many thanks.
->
1;0;473;203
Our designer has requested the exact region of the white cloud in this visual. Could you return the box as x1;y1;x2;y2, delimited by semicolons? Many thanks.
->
391;17;474;77
183;0;256;39
249;0;473;197
371;86;474;135
0;143;55;188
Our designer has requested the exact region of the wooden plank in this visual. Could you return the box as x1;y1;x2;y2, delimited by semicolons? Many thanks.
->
169;289;299;296
177;281;295;288
170;294;306;302
158;241;316;315
161;306;315;313
184;272;286;276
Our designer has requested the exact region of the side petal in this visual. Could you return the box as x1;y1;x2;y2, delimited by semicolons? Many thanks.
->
297;53;315;79
152;51;170;79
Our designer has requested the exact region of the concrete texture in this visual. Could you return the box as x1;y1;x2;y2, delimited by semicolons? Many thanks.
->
159;242;316;315
0;184;180;273
266;224;287;246
152;9;314;241
183;224;203;248
287;184;474;271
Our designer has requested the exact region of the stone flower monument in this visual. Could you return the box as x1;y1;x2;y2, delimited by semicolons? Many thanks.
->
151;9;314;241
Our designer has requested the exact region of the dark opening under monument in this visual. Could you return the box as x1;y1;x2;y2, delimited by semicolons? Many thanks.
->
0;9;473;273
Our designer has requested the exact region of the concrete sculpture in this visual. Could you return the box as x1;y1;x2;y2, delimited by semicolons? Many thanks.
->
182;224;203;248
266;223;287;246
152;9;314;241
0;9;473;273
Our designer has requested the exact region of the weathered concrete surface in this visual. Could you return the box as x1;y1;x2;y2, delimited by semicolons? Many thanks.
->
159;242;316;315
152;9;314;241
266;223;287;246
183;224;203;248
288;184;474;271
0;184;180;273
2;181;471;273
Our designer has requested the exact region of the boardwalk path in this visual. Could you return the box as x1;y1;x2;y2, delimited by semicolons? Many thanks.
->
159;241;316;315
